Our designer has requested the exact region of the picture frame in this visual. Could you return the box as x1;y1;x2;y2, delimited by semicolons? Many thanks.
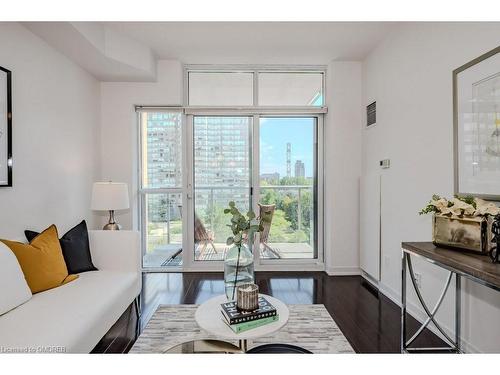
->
454;46;500;201
0;66;12;187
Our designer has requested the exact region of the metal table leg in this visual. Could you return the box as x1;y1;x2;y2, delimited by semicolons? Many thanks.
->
401;252;461;353
401;251;407;353
455;274;461;352
134;296;141;339
238;339;248;352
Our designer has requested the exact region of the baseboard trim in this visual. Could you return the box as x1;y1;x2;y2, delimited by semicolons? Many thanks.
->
179;264;326;273
325;266;361;276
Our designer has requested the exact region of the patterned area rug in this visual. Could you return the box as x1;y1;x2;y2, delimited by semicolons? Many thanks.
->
131;304;354;353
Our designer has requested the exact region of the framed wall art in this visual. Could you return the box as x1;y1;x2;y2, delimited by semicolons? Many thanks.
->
0;66;12;187
454;46;500;200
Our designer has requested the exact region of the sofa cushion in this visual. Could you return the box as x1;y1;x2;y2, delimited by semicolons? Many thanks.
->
0;270;140;353
25;220;98;274
1;225;78;293
0;242;32;315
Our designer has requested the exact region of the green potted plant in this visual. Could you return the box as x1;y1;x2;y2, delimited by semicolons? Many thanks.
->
223;201;267;300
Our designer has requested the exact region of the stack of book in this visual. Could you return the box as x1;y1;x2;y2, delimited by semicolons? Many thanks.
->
220;296;279;333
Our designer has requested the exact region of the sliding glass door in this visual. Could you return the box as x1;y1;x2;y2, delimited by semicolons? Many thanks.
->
187;114;320;269
258;117;318;261
192;116;252;262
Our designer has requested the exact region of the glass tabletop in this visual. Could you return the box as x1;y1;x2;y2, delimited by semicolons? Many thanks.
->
163;340;243;354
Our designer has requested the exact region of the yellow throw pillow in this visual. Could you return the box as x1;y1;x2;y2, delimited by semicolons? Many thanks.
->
1;225;78;293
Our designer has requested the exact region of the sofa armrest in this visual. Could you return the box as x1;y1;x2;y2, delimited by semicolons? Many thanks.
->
88;230;141;273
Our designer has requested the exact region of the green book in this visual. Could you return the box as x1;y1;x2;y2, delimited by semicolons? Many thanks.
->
223;315;279;333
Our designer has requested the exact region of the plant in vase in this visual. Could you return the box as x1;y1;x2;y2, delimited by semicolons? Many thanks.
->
223;201;267;300
420;194;500;253
419;194;500;217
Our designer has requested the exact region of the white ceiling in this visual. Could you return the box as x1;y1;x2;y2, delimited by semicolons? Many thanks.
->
103;22;398;64
24;22;398;81
24;22;157;81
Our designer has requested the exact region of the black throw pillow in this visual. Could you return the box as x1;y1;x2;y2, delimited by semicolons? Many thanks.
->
25;220;97;274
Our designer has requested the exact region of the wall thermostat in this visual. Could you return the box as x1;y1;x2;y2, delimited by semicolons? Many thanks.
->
380;159;390;169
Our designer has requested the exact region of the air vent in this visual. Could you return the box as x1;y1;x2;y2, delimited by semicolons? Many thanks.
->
367;101;376;127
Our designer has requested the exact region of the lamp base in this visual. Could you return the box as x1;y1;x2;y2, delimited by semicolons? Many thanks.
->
103;210;121;230
103;223;122;230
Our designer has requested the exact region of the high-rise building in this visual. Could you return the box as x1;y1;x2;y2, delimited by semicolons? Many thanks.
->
193;117;250;214
144;112;183;222
145;114;253;224
144;112;182;188
295;160;305;178
145;115;252;224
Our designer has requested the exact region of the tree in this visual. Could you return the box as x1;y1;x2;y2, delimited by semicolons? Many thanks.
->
279;176;311;186
261;188;278;205
203;204;233;243
267;210;308;243
157;197;170;222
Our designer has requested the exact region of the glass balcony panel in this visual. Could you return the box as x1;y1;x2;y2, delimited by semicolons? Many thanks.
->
143;193;183;268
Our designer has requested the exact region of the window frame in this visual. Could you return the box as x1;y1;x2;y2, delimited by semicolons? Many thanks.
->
184;65;327;109
137;107;186;271
137;65;327;272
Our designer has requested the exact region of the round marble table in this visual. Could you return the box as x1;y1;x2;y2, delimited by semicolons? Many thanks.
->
195;294;289;352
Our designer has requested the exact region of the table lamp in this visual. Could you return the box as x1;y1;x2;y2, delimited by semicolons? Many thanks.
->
91;182;129;230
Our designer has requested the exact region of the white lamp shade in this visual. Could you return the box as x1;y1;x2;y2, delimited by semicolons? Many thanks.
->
91;182;129;211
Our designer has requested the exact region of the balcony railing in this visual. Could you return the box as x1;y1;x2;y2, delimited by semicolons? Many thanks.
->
259;185;312;231
195;184;313;242
146;184;314;250
144;184;315;266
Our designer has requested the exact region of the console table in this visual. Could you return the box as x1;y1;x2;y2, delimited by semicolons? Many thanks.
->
401;242;500;353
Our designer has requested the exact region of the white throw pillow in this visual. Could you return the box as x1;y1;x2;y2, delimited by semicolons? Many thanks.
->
0;241;32;315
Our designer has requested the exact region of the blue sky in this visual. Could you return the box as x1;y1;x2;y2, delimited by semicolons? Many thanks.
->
260;117;315;178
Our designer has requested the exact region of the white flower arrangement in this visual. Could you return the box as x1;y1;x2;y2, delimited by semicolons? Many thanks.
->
420;195;500;218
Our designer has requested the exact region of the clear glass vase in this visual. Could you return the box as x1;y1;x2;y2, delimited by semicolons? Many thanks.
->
224;243;254;300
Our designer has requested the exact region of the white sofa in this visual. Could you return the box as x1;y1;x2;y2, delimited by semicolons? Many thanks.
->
0;230;141;353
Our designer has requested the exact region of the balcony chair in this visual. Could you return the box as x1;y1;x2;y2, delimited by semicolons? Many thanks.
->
178;205;218;259
254;204;281;259
193;213;218;257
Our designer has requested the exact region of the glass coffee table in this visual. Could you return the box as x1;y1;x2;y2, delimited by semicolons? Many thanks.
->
194;294;289;352
164;340;242;354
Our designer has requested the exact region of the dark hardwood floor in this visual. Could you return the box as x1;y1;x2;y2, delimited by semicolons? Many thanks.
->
91;302;138;353
140;271;445;353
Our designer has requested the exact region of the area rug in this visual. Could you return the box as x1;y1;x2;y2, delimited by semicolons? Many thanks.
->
130;304;354;353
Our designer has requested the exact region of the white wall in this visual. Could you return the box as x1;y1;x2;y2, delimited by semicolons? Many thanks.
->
0;23;101;239
362;22;500;352
100;60;183;229
325;61;362;275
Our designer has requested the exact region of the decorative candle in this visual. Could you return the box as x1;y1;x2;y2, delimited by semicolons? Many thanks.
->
236;283;259;311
